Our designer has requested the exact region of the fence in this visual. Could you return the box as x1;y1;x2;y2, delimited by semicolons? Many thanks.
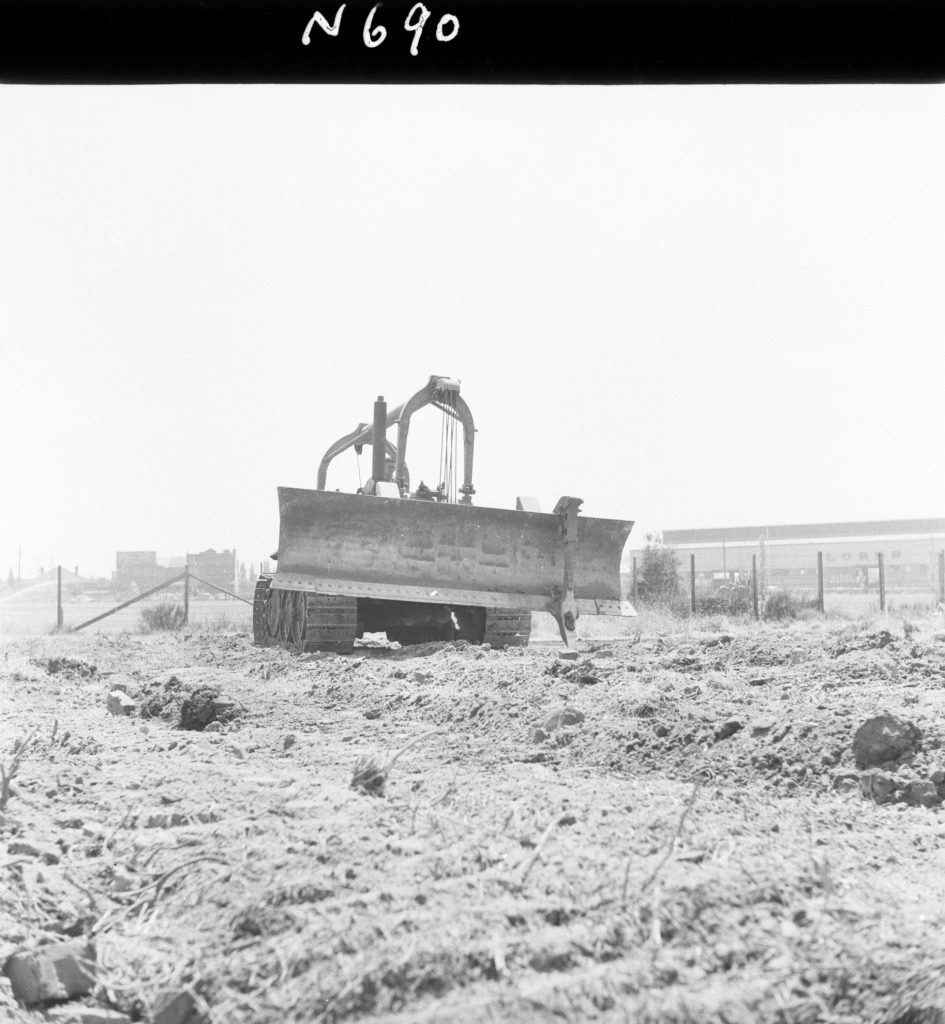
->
0;565;253;635
628;548;945;619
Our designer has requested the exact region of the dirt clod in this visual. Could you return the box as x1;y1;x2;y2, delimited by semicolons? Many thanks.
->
3;939;95;1005
106;690;135;716
8;837;60;864
853;713;922;768
42;658;97;677
900;779;940;808
714;719;744;741
152;990;203;1024
860;768;898;804
542;707;586;732
178;686;242;731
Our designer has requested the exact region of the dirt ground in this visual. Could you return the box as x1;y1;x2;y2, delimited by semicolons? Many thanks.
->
2;613;945;1024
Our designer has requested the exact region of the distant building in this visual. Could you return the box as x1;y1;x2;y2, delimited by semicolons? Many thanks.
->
187;548;237;593
628;518;945;594
113;548;238;595
112;551;178;593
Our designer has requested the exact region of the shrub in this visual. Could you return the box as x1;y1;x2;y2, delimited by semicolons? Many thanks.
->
140;602;186;633
763;590;800;621
698;588;752;617
635;534;681;602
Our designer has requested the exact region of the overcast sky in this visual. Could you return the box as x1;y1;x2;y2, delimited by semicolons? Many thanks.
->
1;85;942;580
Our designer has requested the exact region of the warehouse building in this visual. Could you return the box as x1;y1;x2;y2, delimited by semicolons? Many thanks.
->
628;518;945;595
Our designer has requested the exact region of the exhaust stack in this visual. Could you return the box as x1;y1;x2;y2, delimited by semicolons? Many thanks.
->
372;396;387;489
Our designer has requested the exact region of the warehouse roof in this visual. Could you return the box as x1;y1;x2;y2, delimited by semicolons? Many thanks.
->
662;518;945;546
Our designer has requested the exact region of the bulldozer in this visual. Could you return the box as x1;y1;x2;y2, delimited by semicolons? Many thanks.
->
253;375;635;653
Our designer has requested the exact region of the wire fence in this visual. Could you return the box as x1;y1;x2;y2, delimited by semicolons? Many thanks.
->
0;566;253;636
627;548;945;620
2;546;943;636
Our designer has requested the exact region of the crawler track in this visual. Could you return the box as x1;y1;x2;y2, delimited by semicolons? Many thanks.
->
252;577;357;653
253;576;532;652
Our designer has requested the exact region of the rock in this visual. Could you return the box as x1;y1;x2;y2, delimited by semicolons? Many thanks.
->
557;649;579;661
751;719;776;737
900;780;940;808
283;733;298;749
106;691;135;716
152;990;202;1024
203;721;223;733
3;940;95;1005
542;708;586;732
531;728;549;744
832;769;861;792
7;838;61;864
852;714;922;768
860;769;897;804
714;720;744;742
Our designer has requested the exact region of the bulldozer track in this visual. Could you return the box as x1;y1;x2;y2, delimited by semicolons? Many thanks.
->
254;576;533;652
302;593;358;654
252;576;357;654
483;608;532;648
252;574;275;647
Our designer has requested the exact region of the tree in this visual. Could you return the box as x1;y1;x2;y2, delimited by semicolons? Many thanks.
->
636;533;681;601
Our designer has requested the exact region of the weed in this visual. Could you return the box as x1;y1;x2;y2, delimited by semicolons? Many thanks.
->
1;728;37;812
140;602;187;633
351;730;442;798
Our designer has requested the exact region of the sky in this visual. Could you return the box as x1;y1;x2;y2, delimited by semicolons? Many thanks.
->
1;85;942;580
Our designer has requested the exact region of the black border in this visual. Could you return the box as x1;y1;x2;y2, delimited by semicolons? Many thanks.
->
2;0;944;84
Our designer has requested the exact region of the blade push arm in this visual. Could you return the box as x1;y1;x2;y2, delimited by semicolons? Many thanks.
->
316;375;475;502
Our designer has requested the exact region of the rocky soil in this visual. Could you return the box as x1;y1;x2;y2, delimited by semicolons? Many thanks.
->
2;616;945;1023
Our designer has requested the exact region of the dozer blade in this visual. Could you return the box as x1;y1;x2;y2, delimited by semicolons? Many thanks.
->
272;487;636;618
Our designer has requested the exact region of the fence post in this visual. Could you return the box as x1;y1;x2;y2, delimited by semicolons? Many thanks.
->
939;551;944;604
817;551;825;615
751;555;759;620
877;552;885;613
631;556;637;604
57;565;63;630
183;564;190;624
689;554;696;614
